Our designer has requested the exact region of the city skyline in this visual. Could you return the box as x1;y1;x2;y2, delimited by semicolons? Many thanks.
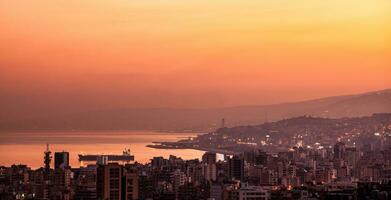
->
2;125;391;199
1;1;390;199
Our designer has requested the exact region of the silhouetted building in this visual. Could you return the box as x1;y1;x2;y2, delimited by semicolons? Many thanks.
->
97;163;122;200
44;144;52;173
202;152;216;164
228;156;244;181
256;151;268;166
202;163;217;181
55;151;69;169
138;175;154;200
122;168;139;200
334;142;346;160
171;169;186;191
73;165;97;200
151;157;165;168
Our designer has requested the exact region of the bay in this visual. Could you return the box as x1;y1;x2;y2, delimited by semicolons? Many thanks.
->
0;131;205;169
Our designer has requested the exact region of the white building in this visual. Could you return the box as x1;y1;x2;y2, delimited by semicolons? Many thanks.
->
231;183;271;200
202;163;217;181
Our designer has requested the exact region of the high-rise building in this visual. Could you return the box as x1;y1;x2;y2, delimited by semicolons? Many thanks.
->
54;151;69;169
228;156;244;181
51;168;72;200
362;143;374;153
243;150;257;164
344;147;360;168
334;142;346;160
151;157;165;168
97;163;122;200
260;169;277;185
122;169;139;200
74;165;97;200
138;175;154;200
53;168;72;187
256;151;268;166
171;169;187;191
185;160;203;185
202;152;216;164
202;163;217;181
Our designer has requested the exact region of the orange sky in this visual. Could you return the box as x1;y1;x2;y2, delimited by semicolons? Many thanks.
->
0;0;390;115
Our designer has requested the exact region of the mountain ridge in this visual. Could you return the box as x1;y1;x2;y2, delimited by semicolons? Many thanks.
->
0;89;390;132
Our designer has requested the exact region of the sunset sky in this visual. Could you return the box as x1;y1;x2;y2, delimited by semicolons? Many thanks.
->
0;0;390;119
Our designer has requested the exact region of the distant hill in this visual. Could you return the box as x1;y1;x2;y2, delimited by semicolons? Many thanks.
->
0;89;390;132
184;113;391;153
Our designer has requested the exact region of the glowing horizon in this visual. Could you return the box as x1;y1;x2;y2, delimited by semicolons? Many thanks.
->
0;0;390;111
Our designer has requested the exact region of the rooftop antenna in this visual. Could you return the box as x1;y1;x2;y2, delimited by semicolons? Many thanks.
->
44;143;52;173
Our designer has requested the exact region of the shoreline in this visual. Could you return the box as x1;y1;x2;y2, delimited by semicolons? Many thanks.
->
147;144;236;155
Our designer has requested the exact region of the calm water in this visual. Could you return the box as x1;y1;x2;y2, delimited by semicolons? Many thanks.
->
0;131;205;169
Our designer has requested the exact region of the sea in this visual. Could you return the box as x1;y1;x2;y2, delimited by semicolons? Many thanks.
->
0;131;205;169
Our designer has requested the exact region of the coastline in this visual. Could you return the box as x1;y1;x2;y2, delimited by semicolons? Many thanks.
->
147;143;235;155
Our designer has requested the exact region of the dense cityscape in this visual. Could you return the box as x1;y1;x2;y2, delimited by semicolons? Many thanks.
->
150;114;391;155
1;0;390;199
1;114;391;200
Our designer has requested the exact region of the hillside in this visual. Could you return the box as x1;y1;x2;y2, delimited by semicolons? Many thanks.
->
151;113;391;154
